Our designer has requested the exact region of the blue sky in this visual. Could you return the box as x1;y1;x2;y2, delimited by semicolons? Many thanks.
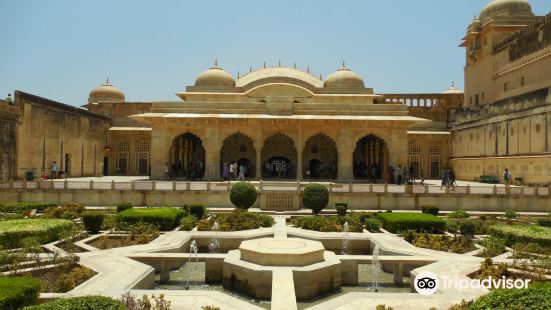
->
0;0;549;106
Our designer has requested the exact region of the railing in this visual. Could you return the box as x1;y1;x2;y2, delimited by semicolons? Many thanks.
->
0;179;550;197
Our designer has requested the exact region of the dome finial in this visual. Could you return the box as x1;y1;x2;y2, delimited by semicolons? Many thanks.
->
293;62;297;68
278;60;281;67
214;59;218;67
319;73;322;80
342;60;346;68
106;77;109;84
452;81;455;87
237;71;240;79
263;61;266;68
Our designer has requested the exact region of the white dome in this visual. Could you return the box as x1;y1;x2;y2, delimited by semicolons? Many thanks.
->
194;64;235;87
324;66;365;89
88;81;125;103
480;0;533;20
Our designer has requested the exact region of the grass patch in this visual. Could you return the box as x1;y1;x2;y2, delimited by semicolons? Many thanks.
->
0;276;41;309
0;219;74;248
402;231;476;254
489;224;551;247
24;296;125;310
377;212;445;233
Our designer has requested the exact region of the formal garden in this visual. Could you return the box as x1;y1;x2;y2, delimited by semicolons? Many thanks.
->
0;181;549;309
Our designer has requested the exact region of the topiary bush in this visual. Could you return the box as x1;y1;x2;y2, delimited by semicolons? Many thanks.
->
459;220;476;238
180;215;198;231
448;209;470;219
335;202;348;217
505;208;517;219
0;276;41;310
377;212;446;233
117;208;184;231
116;202;133;213
0;219;74;248
468;283;551;310
302;184;329;215
81;212;104;234
197;210;274;231
183;204;207;219
43;203;84;220
229;182;258;210
421;206;439;216
24;296;125;310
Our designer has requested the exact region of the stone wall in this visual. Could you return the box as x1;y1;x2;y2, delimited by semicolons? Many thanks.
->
0;98;19;180
14;91;111;179
0;188;549;212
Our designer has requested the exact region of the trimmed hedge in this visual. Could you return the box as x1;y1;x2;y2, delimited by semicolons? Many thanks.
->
0;202;58;214
117;208;184;230
24;296;125;310
197;210;274;231
421;206;439;216
538;218;551;227
335;202;348;216
459;221;476;238
302;184;329;215
229;182;258;210
81;212;104;233
183;204;207;219
116;202;133;213
0;219;74;248
180;215;198;231
489;224;551;247
468;283;551;310
292;214;363;232
0;276;41;310
377;212;446;233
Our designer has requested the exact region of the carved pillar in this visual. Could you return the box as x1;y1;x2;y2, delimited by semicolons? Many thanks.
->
150;126;171;179
204;127;220;180
338;129;353;181
255;130;263;180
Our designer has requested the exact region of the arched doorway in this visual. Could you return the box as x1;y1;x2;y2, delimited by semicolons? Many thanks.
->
261;133;297;179
169;133;205;180
302;133;338;179
353;134;388;181
220;133;256;179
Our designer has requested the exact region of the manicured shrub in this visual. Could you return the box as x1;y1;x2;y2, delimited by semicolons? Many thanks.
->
537;218;551;227
0;202;58;214
183;204;207;219
197;210;274;231
292;214;363;232
302;184;329;215
0;219;74;248
24;296;125;310
421;206;439;216
459;221;476;238
180;215;198;231
468;283;551;310
53;266;96;293
116;202;133;213
402;231;476;254
0;276;41;310
505;208;517;219
335;202;348;217
365;218;382;232
480;236;507;257
117;208;184;230
81;212;104;234
229;182;258;210
445;220;459;234
489;224;551;247
447;209;470;219
377;212;446;233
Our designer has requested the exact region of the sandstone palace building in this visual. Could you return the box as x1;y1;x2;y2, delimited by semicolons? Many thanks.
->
1;0;550;185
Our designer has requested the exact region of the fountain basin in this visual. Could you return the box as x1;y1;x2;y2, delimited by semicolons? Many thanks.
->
239;238;324;267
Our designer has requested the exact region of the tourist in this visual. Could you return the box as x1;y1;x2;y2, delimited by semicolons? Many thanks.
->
450;169;457;186
503;168;512;187
441;169;450;188
238;163;245;180
264;161;270;178
177;160;182;177
198;161;204;179
229;161;235;180
370;163;377;183
408;166;415;184
164;162;170;180
222;162;229;180
395;165;403;185
51;160;57;179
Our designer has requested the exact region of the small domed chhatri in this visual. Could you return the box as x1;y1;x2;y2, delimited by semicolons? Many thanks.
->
88;79;125;103
194;60;236;87
479;0;533;21
324;63;365;89
442;82;463;94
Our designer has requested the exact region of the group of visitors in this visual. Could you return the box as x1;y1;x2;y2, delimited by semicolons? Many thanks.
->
354;161;381;180
263;160;294;178
385;165;418;185
440;168;457;187
222;161;248;180
164;160;204;181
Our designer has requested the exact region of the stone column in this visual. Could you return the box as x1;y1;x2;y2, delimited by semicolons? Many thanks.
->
150;126;171;179
388;128;408;167
255;130;263;180
338;129;353;181
204;127;220;180
296;126;303;180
